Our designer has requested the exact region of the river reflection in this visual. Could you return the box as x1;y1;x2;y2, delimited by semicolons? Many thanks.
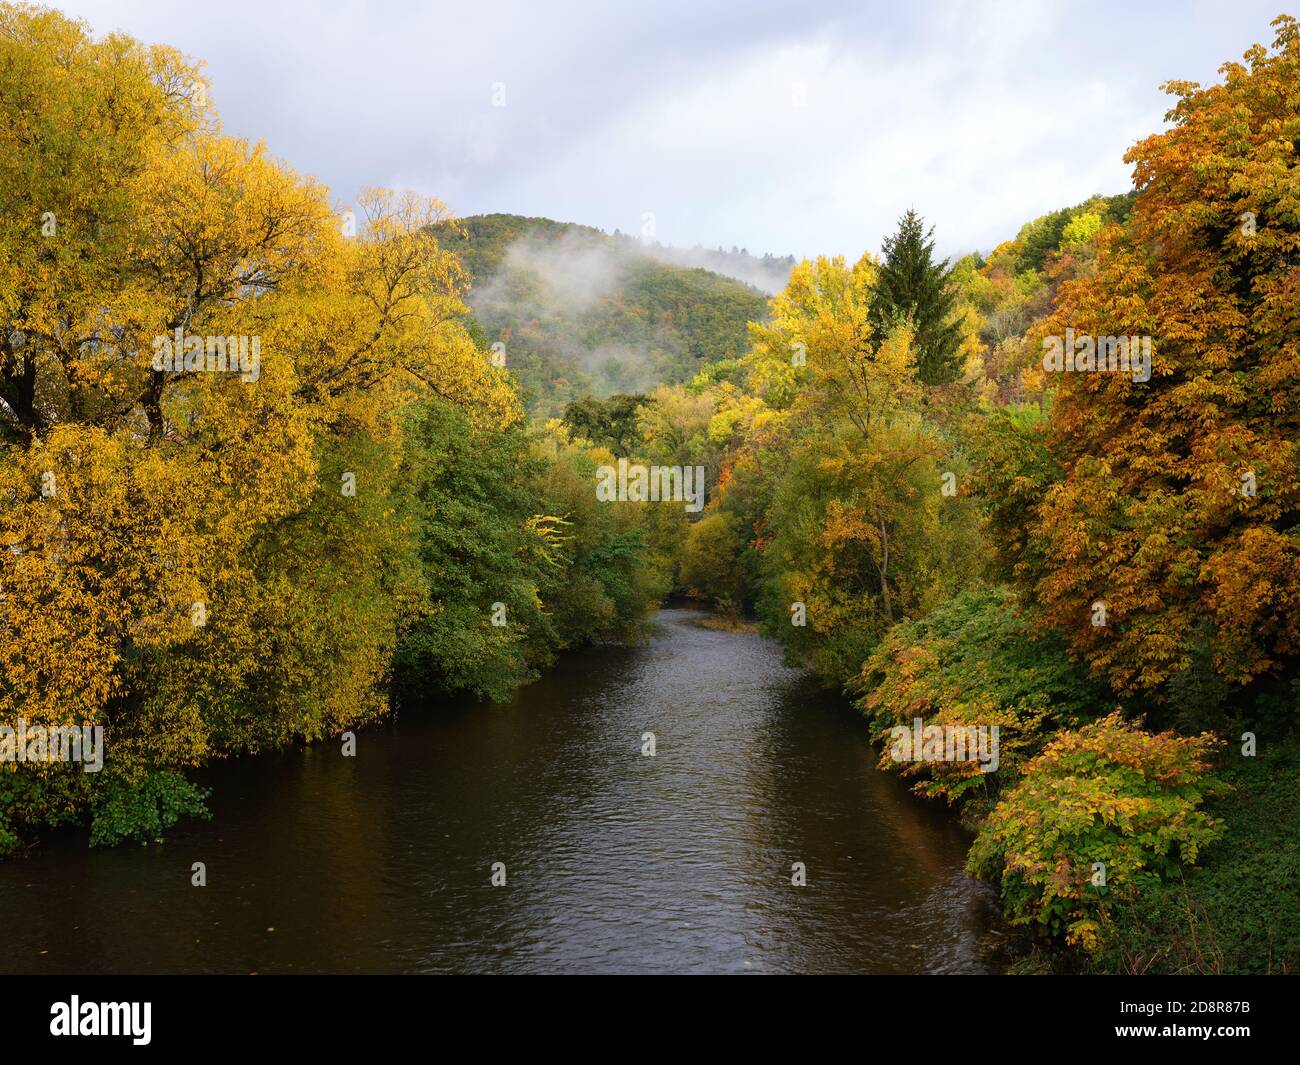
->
0;608;996;974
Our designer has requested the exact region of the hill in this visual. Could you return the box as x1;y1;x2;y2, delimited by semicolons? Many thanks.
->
432;214;777;414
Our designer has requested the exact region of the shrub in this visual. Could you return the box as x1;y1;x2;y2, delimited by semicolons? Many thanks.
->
0;764;96;856
853;586;1105;811
1090;735;1300;973
89;771;211;848
968;712;1225;950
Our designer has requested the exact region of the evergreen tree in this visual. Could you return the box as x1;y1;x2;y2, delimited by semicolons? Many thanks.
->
869;210;963;384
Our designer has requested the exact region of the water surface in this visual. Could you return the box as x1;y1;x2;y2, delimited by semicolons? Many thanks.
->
0;608;995;974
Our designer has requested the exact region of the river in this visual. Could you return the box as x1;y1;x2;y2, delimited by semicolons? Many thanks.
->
0;608;996;974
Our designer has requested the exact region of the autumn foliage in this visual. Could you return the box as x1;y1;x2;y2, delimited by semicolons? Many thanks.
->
1027;15;1300;696
967;714;1224;951
662;17;1300;965
0;4;663;848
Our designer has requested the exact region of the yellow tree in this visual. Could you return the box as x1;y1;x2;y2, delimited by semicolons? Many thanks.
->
0;4;514;801
708;255;978;680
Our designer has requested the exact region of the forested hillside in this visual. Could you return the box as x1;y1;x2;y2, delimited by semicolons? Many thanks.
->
432;214;774;412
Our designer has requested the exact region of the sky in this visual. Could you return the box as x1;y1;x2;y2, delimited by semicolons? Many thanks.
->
53;0;1291;262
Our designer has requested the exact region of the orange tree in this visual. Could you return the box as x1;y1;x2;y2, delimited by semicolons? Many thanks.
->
1024;16;1300;697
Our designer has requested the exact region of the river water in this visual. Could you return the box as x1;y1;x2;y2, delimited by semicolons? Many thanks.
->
0;608;996;974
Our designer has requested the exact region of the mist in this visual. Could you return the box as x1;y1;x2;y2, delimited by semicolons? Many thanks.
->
463;226;776;405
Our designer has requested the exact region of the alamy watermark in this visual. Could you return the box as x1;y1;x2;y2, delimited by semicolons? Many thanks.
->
50;997;150;1046
1042;328;1151;383
1;718;104;772
151;328;261;383
888;717;1000;773
596;459;705;513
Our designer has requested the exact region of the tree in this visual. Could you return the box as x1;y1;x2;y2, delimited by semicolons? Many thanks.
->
393;398;556;703
1025;15;1300;697
562;393;647;454
701;255;982;682
0;4;523;846
679;512;742;612
869;210;964;385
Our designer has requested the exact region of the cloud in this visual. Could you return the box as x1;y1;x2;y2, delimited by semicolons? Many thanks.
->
469;230;626;317
55;0;1287;261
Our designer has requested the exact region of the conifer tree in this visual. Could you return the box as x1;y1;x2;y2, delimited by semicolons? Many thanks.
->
869;210;963;384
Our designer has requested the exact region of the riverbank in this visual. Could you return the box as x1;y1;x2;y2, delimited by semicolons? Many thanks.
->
690;614;760;634
794;587;1300;975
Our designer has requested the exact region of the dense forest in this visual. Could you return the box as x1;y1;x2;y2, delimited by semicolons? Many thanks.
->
2;3;1298;976
433;213;773;412
0;5;670;850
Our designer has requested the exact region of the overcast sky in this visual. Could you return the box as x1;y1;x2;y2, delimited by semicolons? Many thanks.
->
55;0;1288;261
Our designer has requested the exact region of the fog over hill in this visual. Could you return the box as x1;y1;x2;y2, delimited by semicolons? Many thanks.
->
621;239;796;295
435;214;777;412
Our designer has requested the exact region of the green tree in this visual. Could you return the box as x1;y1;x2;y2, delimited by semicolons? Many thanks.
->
562;393;648;454
869;210;963;385
393;398;552;703
679;512;743;613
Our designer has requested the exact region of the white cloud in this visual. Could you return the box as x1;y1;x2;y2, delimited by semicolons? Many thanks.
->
52;0;1287;261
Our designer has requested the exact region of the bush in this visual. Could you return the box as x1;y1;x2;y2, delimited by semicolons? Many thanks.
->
968;713;1225;950
89;771;211;848
0;764;96;856
1090;735;1300;973
853;586;1105;811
